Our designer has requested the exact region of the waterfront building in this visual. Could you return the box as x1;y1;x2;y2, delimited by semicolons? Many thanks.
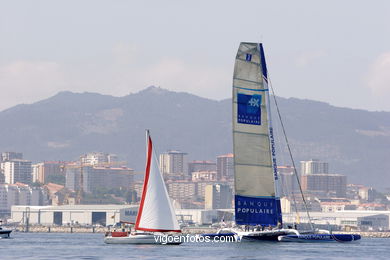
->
282;210;390;231
300;159;329;175
11;204;139;226
216;153;233;180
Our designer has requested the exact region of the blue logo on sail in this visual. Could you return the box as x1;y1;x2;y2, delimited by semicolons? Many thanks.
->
237;93;261;125
235;195;282;226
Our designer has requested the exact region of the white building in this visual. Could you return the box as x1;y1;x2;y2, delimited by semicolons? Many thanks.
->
11;204;139;226
1;160;32;184
80;152;119;166
300;159;329;175
283;210;390;231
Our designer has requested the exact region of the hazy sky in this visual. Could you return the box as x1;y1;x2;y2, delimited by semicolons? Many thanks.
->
1;0;390;112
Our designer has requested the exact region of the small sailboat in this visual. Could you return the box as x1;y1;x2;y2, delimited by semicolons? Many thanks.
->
104;130;182;245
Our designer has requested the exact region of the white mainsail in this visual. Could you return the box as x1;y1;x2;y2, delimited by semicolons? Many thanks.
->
135;131;181;232
233;42;282;226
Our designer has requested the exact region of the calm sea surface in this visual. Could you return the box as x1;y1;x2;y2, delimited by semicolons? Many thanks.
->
0;232;389;260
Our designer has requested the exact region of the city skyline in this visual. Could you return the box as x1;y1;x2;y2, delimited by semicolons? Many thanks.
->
1;1;389;256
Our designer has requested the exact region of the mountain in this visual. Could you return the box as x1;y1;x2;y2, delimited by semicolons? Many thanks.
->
0;86;389;189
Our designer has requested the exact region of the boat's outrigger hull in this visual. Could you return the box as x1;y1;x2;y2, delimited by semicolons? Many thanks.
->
278;233;361;243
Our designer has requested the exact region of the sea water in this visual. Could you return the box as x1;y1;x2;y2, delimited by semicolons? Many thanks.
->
0;232;388;260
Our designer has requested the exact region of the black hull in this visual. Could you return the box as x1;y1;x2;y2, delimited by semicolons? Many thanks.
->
0;230;12;238
241;230;293;242
202;230;294;242
242;234;280;241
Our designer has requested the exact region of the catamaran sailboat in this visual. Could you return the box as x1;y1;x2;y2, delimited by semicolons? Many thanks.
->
231;42;296;241
204;42;361;243
104;130;182;245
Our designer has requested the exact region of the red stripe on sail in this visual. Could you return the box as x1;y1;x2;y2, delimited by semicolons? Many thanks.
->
136;227;182;233
135;135;153;230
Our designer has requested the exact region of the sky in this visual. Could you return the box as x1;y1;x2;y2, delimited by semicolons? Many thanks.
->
1;0;390;112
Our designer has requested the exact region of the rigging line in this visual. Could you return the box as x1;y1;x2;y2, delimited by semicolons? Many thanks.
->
267;76;314;231
272;97;300;223
270;93;301;226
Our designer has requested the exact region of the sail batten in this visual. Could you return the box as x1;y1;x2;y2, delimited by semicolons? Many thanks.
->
233;43;282;226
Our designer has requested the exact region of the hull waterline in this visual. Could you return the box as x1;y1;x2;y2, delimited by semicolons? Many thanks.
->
104;234;183;245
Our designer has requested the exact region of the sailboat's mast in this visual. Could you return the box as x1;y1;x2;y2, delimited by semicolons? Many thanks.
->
146;129;150;153
259;44;283;226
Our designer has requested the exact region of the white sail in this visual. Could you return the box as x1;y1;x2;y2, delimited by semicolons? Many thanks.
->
233;42;282;226
135;131;181;232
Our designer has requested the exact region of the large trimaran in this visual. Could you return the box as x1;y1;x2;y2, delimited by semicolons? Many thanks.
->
206;42;361;242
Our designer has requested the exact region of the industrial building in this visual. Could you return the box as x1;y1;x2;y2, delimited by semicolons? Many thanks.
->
10;203;390;231
283;211;390;231
176;208;234;225
11;204;138;226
